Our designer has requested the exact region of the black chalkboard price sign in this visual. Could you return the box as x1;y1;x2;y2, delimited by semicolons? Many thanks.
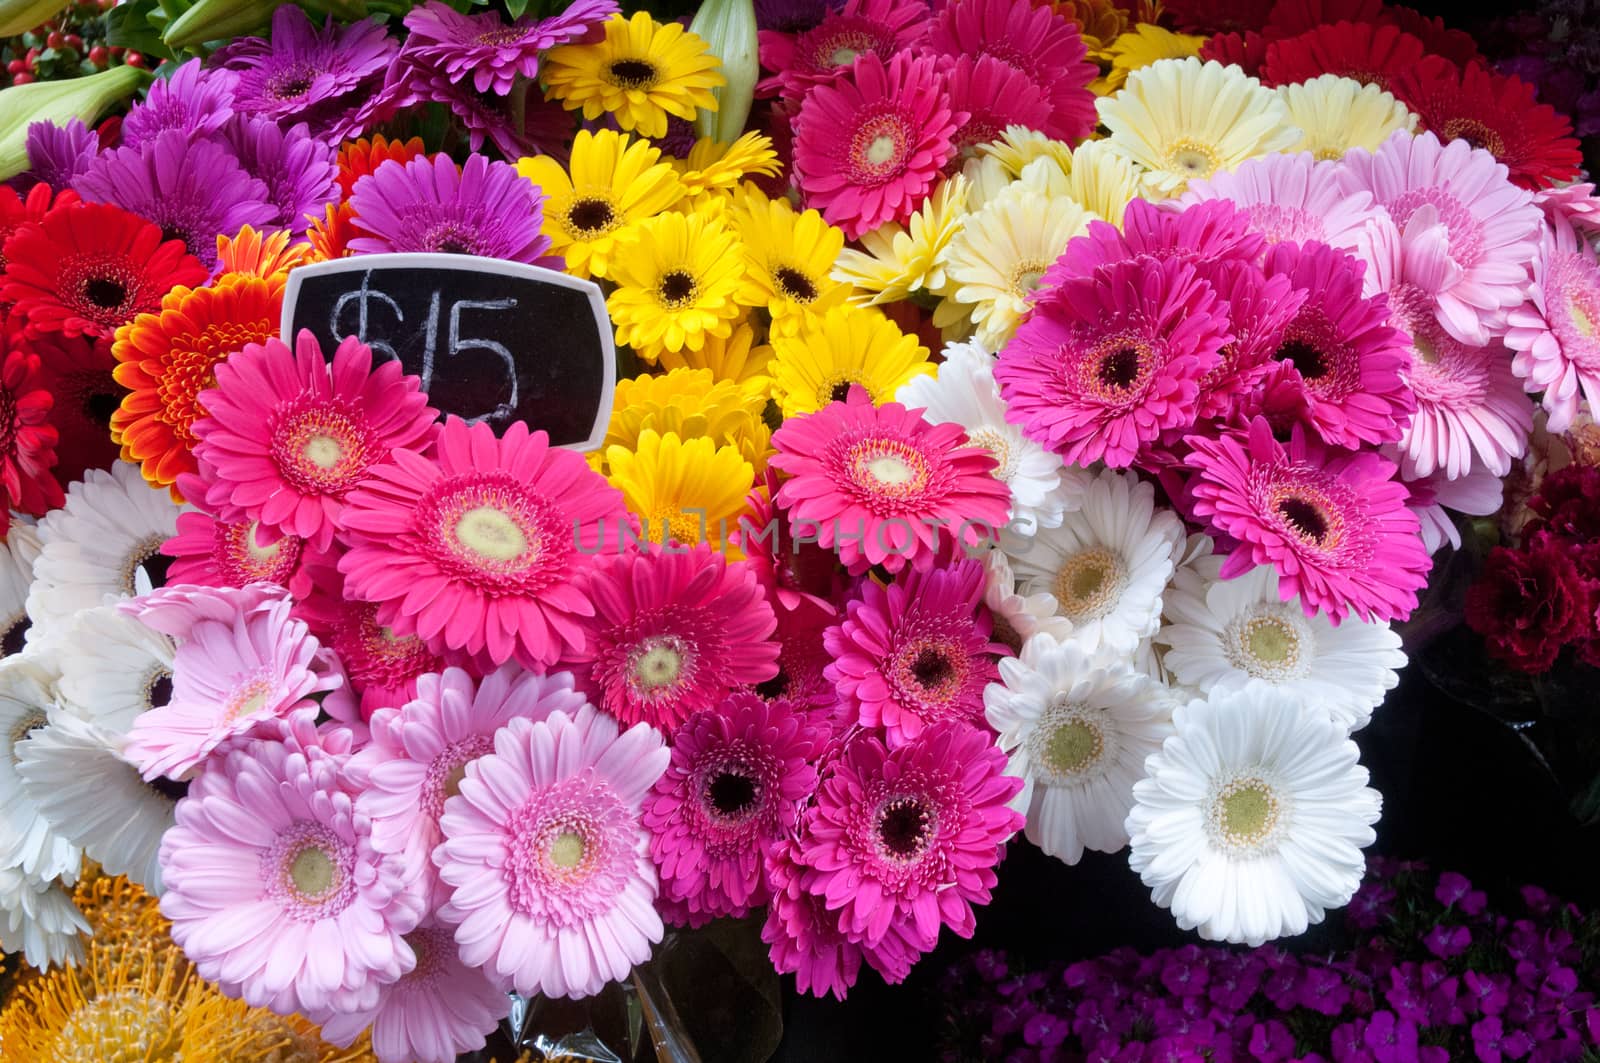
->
279;253;615;451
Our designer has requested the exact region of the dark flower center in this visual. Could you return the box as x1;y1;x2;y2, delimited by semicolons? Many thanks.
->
1098;348;1142;389
0;618;27;658
775;267;818;302
137;550;174;591
829;382;855;403
1278;339;1329;380
659;269;698;306
83;277;127;310
608;59;658;89
910;647;953;689
149;673;173;709
878;798;932;858
708;771;758;816
754;671;790;699
86;388;120;425
1277;497;1329;544
436;239;471;255
148;775;189;802
568;197;616;233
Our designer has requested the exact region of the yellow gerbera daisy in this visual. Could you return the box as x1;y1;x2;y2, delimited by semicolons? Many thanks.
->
939;171;1096;348
980;126;1076;180
603;367;771;474
832;174;969;306
729;190;850;334
606;430;753;554
676;131;782;199
607;209;744;359
517;129;685;279
1097;57;1302;197
1278;74;1419;161
769;304;932;417
1096;25;1207;95
543;12;725;139
1064;138;1148;227
655;321;774;389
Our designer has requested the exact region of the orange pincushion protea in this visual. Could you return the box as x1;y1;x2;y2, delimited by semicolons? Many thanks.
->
336;134;428;199
109;275;282;499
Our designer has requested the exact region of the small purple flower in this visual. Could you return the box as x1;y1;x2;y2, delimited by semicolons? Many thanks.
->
1250;1019;1295;1061
1424;925;1472;960
348;153;556;266
219;117;338;237
1348;885;1397;930
1299;967;1353;1017
121;59;237;149
1362;1011;1419;1063
1466;971;1512;1016
755;0;839;33
1024;1012;1069;1048
1160;950;1210;999
400;0;617;95
21;119;99;192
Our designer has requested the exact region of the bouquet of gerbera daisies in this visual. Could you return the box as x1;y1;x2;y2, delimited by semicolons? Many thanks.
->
0;0;1595;1058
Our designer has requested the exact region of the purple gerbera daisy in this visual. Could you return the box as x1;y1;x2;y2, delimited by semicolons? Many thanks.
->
121;59;237;150
383;60;572;158
71;130;277;270
401;0;618;96
348;153;557;266
20;119;99;193
220;117;339;237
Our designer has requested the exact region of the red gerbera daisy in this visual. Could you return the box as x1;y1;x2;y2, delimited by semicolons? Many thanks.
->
1260;21;1425;91
0;183;70;283
1262;0;1382;40
942;54;1052;162
1393;57;1582;191
1165;0;1273;35
14;326;121;486
0;201;207;340
1200;31;1267;79
1382;6;1481;68
0;345;63;523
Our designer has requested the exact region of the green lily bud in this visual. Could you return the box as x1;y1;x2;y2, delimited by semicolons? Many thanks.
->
689;0;757;144
162;0;277;50
0;65;149;180
0;0;70;38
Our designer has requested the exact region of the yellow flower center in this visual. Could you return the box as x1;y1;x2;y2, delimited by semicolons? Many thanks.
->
1571;297;1597;339
221;679;272;725
550;830;587;868
1244;616;1298;666
288;845;338;900
632;639;684;692
454;505;528;563
867;455;915;485
242;521;282;563
1166;137;1220;179
1214;779;1279;846
1044;718;1104;776
301;433;343;470
866;135;898;165
1052;548;1124;621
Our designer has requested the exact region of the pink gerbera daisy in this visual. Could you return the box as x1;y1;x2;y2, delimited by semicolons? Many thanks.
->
1182;418;1432;622
192;331;439;553
923;0;1097;142
1400;459;1505;555
296;571;448;720
792;51;962;239
1506;220;1600;433
1179;153;1375;252
1337;130;1542;347
823;560;1002;746
337;417;630;670
1191;260;1308;423
643;692;825;918
158;736;419;1016
563;545;780;732
434;705;669;999
996;256;1232;467
942;54;1052;161
162;472;317;598
796;722;1022;950
756;0;929;102
735;471;848;619
349;666;588;909
1037;198;1263;296
1257;239;1415;449
756;607;841;714
769;390;1011;574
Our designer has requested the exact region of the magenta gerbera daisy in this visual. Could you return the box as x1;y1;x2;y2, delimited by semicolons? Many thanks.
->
1182;417;1432;622
1191;260;1308;423
761;838;864;1000
296;572;448;720
768;390;1011;574
158;735;419;1016
757;607;840;714
1506;220;1600;434
1037;198;1263;296
349;666;588;909
1257;239;1415;449
349;153;557;266
997;256;1231;468
434;704;669;999
756;0;929;102
643;692;825;918
823;559;1002;746
942;54;1052;162
923;0;1098;142
337;417;630;670
119;58;237;149
192;331;438;553
791;51;962;240
162;473;318;598
401;0;618;95
1337;130;1543;347
562;545;780;733
1180;152;1375;252
796;722;1022;950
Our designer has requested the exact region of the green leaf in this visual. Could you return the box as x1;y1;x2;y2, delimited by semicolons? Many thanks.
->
104;0;176;62
504;0;529;16
1570;771;1600;826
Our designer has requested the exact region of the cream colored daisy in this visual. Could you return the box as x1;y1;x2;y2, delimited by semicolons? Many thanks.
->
1097;57;1302;197
1063;138;1148;227
980;125;1076;180
1277;74;1419;162
831;174;968;305
960;153;1015;212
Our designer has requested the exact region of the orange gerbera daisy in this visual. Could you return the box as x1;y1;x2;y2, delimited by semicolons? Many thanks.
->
307;202;357;261
215;225;313;285
336;134;429;199
110;275;282;498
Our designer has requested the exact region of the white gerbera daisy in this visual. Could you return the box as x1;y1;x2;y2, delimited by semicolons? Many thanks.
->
51;605;175;733
1002;468;1184;655
1097;57;1302;197
0;865;89;970
981;547;1060;654
0;518;42;657
0;654;80;881
986;633;1175;864
898;341;1084;534
1157;557;1405;732
1277;75;1418;162
25;462;189;644
1126;682;1382;946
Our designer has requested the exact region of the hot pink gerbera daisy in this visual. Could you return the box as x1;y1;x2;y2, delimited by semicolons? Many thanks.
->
792;51;962;239
563;545;780;732
192;331;439;553
123;588;344;781
643;692;825;918
943;54;1052;161
756;607;840;713
162;472;318;597
736;471;848;619
1337;130;1542;347
796;722;1021;950
1180;153;1375;252
823;560;1002;746
769;390;1011;574
159;736;418;1016
1191;260;1308;423
434;705;669;999
924;0;1097;142
1182;418;1432;622
296;570;448;720
1506;220;1600;433
349;666;588;909
1037;198;1263;297
997;256;1232;468
337;417;630;670
756;0;929;102
1257;239;1415;449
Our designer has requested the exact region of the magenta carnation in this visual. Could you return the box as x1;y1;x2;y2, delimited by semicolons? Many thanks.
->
401;0;617;95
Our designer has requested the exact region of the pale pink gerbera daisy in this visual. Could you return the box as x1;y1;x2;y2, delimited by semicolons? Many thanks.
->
756;0;929;102
997;256;1232;468
824;559;1003;746
296;566;447;720
158;736;419;1016
1257;239;1415;449
1337;129;1542;347
792;51;962;240
163;472;319;598
317;921;511;1063
797;722;1022;950
1179;152;1374;252
338;418;630;670
643;692;825;919
1506;220;1600;433
1183;418;1432;623
563;545;779;732
434;705;669;999
349;666;588;909
769;390;1011;574
1038;198;1263;294
1399;458;1505;555
192;331;439;553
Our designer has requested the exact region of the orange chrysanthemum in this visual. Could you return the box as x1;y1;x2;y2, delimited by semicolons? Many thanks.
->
110;276;282;499
307;202;358;262
215;225;313;285
336;134;429;200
